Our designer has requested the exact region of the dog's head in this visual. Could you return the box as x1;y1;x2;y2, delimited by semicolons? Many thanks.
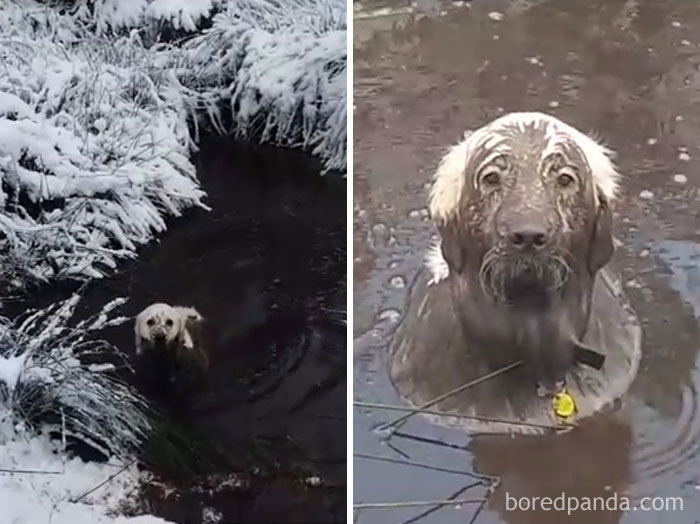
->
135;303;184;353
429;112;616;304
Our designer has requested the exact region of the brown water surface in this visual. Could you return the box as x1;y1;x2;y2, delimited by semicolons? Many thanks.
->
353;1;700;523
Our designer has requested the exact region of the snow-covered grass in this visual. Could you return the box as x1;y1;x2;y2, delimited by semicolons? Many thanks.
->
181;0;347;172
0;1;346;520
0;295;162;522
72;0;221;34
0;295;151;458
72;0;348;172
0;1;208;287
0;0;346;288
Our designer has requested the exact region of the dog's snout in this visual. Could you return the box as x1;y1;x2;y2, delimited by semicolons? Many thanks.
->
508;227;549;251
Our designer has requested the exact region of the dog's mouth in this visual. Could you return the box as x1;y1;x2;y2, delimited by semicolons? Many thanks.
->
479;250;571;304
151;333;168;346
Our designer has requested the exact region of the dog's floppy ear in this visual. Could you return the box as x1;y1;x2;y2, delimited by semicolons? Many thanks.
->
176;312;195;350
135;333;144;355
438;220;466;274
588;195;614;274
134;314;144;355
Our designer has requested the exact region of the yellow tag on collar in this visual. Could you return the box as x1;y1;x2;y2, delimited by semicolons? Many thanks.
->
553;389;577;419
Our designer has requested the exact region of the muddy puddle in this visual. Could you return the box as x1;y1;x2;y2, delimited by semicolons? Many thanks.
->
5;137;346;523
353;1;700;523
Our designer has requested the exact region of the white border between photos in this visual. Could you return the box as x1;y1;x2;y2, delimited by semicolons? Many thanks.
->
346;0;354;521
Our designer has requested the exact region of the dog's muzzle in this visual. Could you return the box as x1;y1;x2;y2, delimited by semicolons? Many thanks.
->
151;329;168;341
480;250;569;303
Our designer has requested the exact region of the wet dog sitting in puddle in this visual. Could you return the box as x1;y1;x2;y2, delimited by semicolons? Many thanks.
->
389;112;642;433
135;302;209;396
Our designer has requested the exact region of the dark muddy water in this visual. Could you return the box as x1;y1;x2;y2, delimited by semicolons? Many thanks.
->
6;138;346;523
353;1;700;523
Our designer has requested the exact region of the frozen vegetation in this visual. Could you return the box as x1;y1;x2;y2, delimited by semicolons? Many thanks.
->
0;0;346;288
0;296;161;523
0;427;170;524
0;0;345;521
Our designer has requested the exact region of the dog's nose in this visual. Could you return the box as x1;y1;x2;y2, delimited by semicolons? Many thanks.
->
508;228;549;250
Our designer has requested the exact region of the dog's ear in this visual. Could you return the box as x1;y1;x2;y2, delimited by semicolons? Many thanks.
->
134;315;144;355
438;220;465;274
588;195;614;274
176;314;194;350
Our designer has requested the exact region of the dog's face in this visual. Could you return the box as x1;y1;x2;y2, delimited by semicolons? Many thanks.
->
432;114;614;304
135;303;183;350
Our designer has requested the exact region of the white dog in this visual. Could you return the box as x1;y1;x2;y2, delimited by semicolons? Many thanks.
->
134;303;208;381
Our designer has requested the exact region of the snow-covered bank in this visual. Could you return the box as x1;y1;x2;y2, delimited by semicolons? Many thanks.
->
0;423;170;524
0;0;346;288
181;0;347;173
0;296;161;523
0;1;207;287
0;1;346;521
74;0;348;172
0;295;151;457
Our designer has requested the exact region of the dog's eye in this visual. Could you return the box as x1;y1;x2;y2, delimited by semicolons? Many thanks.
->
556;167;577;188
557;174;574;188
146;319;155;327
480;169;501;188
165;319;173;327
479;156;506;188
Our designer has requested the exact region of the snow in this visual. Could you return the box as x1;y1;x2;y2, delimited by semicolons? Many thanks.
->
0;420;171;524
2;296;151;458
181;0;347;172
0;297;158;523
74;0;220;34
0;1;346;521
0;1;208;285
0;352;26;393
147;0;218;31
0;0;346;287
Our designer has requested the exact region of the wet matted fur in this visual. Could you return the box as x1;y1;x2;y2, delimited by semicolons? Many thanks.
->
134;303;208;393
389;112;642;434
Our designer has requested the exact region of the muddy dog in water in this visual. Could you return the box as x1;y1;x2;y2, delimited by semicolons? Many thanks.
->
134;303;208;397
390;112;641;433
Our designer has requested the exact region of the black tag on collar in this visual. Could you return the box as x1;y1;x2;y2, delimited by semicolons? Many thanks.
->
573;341;606;370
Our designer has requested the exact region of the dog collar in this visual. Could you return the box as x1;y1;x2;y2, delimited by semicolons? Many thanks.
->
573;340;606;370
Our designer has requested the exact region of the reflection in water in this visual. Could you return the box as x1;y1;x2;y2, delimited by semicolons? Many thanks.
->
354;1;700;523
472;417;631;524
